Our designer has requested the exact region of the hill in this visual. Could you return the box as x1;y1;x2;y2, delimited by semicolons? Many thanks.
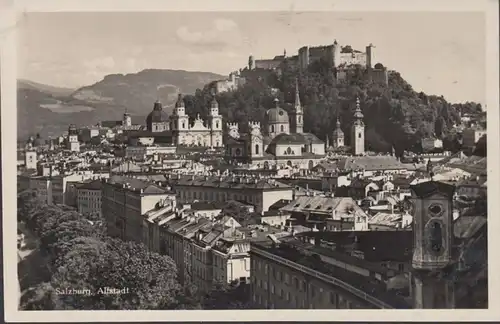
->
17;80;75;97
17;69;224;140
182;60;484;155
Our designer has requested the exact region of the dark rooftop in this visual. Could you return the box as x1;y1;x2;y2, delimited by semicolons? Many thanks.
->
410;181;456;198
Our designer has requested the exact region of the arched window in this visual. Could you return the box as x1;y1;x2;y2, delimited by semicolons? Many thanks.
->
298;116;302;123
358;132;362;138
255;144;260;155
216;121;219;129
271;125;275;133
308;160;314;170
280;125;284;132
429;221;443;253
182;122;186;129
286;147;292;155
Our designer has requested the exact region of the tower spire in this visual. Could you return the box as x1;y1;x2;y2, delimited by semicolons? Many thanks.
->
294;78;301;108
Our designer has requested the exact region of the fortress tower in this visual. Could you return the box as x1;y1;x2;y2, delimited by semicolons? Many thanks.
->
365;43;375;69
248;55;255;70
351;97;365;155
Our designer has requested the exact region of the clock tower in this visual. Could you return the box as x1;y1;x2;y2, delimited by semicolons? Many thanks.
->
409;180;456;308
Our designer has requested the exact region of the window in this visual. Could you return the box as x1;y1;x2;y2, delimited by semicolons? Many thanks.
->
271;284;275;294
271;125;275;133
284;273;290;284
358;132;361;138
280;125;284;132
255;144;260;155
293;277;299;289
216;121;219;129
330;292;337;305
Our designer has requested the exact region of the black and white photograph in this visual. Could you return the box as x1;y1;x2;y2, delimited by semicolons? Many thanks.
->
2;0;499;322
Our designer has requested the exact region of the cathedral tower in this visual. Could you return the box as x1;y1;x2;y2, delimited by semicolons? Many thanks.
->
248;121;263;158
294;78;303;134
351;97;365;155
409;181;456;308
209;96;223;148
332;116;344;148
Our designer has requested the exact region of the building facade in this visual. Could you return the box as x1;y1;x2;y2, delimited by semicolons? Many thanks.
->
77;179;103;219
170;174;294;214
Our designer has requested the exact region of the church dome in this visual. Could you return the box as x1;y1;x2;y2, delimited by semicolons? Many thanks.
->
146;100;169;124
267;99;289;124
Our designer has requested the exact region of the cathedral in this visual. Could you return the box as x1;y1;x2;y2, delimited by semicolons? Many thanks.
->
225;79;326;170
131;94;224;148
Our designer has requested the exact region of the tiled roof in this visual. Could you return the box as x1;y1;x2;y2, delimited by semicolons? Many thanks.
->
106;175;169;194
281;196;367;218
410;180;456;198
172;174;291;190
337;156;408;172
78;179;103;190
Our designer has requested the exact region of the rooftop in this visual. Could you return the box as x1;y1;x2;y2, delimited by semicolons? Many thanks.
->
171;174;291;190
105;175;173;194
252;237;411;309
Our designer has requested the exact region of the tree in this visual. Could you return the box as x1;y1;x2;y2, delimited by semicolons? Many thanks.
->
473;134;487;157
51;237;182;310
20;282;66;310
17;189;45;224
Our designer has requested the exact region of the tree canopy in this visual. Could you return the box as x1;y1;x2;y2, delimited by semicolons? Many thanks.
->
18;190;187;310
18;190;250;310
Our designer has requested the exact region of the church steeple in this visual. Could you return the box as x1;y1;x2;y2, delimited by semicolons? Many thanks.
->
332;115;344;148
294;78;303;134
351;97;365;155
353;97;364;125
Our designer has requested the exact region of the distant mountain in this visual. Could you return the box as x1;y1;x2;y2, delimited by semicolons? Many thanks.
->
18;79;75;97
17;69;225;140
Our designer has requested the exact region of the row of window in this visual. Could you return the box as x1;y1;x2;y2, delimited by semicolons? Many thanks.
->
252;259;353;308
178;189;261;204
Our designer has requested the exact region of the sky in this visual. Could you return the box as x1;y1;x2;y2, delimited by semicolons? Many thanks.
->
17;11;485;105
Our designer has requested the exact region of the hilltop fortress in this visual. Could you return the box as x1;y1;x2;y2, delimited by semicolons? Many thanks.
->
210;40;388;94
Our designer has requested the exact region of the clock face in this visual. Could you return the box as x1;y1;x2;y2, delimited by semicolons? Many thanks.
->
428;203;444;217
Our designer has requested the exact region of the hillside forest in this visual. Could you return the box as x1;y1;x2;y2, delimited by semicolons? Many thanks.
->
182;59;484;157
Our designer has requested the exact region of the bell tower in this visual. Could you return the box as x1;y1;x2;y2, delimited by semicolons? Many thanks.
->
351;97;365;155
294;78;303;134
409;180;456;309
209;96;223;148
